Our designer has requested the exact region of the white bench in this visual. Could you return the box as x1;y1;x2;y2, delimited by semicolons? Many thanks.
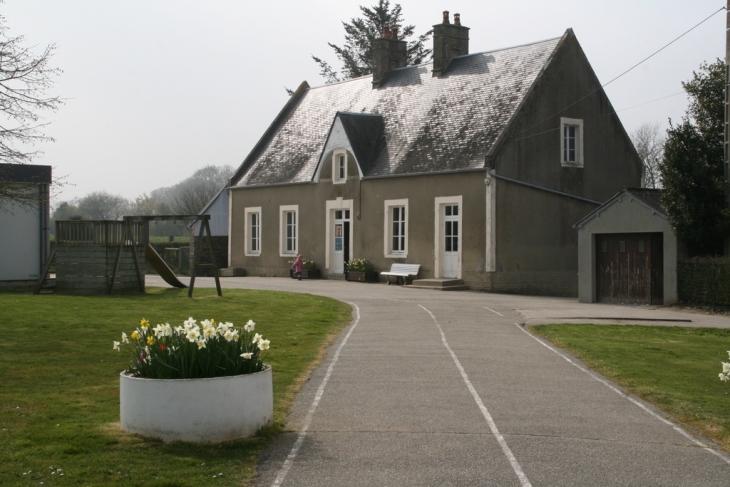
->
381;263;420;285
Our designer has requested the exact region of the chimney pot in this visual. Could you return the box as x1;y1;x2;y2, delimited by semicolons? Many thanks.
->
382;25;390;38
391;26;398;40
454;13;461;26
442;11;450;24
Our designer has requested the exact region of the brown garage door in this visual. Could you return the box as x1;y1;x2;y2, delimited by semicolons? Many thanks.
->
596;233;663;305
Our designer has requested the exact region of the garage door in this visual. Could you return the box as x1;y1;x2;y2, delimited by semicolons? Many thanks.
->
596;233;663;305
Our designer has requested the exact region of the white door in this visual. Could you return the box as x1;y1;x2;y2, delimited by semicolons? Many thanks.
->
442;204;458;278
332;210;350;274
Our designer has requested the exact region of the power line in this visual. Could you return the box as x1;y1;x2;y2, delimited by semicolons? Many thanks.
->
508;5;726;142
615;91;685;113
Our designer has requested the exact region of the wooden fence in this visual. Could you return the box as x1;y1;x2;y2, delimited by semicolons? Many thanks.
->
55;220;147;247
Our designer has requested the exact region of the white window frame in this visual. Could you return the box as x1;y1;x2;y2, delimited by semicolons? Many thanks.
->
383;198;409;258
332;149;347;184
279;204;299;256
244;207;261;256
560;117;584;167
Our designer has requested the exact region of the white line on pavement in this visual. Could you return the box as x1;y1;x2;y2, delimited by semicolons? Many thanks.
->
420;305;532;487
271;303;362;487
514;323;730;465
483;306;505;317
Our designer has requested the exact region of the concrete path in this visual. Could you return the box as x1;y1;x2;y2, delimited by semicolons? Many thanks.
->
148;276;730;486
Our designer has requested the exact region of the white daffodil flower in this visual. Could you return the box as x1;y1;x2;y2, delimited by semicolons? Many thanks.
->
186;329;200;342
164;323;173;336
223;329;235;342
257;339;270;351
720;373;729;382
252;333;262;344
241;352;253;359
184;317;196;327
201;319;213;329
244;320;255;332
174;326;184;334
121;332;129;344
196;339;206;349
723;362;730;374
203;327;216;339
153;324;166;338
113;341;120;351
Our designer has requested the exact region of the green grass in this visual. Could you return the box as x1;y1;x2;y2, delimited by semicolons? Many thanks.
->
0;287;351;486
531;324;730;451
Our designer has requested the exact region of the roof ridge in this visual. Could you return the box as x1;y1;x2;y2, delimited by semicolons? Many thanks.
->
308;35;564;91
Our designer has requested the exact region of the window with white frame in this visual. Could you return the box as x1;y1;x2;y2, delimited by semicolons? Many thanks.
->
279;205;298;256
560;117;584;167
384;199;408;257
333;150;347;184
244;207;261;256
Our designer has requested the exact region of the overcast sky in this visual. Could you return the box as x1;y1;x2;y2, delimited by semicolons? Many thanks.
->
5;0;727;204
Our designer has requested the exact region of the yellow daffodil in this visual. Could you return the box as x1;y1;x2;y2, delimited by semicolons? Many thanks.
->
140;318;150;329
131;331;139;340
147;336;155;345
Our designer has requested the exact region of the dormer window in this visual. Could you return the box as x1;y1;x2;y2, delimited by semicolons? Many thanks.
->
333;150;347;184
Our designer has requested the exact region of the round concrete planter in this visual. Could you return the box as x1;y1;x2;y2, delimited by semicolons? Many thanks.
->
120;366;273;442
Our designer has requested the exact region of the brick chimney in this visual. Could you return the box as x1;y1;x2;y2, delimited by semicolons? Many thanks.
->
372;24;407;88
432;11;469;76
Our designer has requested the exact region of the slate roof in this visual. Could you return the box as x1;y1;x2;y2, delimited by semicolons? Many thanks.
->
625;187;666;215
233;33;565;187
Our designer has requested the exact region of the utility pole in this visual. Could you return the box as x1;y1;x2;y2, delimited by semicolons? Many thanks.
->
725;0;730;256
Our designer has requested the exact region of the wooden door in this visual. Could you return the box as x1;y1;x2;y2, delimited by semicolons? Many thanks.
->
596;233;661;305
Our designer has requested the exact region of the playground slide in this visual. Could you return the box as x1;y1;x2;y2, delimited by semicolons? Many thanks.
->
145;244;188;288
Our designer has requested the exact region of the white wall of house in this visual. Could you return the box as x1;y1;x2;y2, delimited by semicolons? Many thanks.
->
0;199;41;281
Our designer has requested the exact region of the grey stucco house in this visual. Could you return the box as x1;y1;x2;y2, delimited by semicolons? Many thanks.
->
226;13;642;296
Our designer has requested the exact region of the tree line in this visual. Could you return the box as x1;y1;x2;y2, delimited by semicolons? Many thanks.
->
51;164;233;235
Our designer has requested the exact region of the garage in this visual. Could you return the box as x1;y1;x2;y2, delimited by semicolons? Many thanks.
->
575;188;678;305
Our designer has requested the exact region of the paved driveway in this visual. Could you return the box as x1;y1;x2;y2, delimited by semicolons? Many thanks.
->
148;276;730;486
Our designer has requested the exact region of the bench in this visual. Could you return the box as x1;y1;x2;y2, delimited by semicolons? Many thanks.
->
380;263;420;285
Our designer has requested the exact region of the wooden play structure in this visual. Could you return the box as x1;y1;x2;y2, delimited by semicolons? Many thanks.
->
35;215;221;297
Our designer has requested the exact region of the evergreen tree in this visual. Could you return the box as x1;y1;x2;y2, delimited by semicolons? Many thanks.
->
660;59;730;256
312;0;432;83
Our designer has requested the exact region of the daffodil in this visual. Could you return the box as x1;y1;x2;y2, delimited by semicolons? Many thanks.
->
252;333;262;344
113;341;120;351
121;332;129;343
196;339;206;349
131;331;139;340
723;362;730;374
244;320;255;332
184;317;196;328
186;329;200;342
258;339;270;351
147;336;155;346
140;318;150;329
241;352;253;359
204;327;216;339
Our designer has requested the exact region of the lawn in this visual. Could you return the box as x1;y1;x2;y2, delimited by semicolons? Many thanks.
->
531;324;730;452
0;287;351;486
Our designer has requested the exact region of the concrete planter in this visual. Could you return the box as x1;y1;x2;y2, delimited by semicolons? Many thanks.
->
345;271;379;283
120;366;273;442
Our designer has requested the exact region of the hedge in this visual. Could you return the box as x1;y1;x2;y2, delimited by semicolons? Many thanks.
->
677;257;730;308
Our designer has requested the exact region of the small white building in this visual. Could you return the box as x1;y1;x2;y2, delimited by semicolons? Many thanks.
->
574;188;677;305
0;164;52;286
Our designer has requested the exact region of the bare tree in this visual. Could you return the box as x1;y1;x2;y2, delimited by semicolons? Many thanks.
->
630;122;665;189
75;191;130;220
154;165;234;215
0;7;62;210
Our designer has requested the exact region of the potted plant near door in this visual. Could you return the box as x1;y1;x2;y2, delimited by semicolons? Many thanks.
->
289;259;320;279
114;317;273;442
345;259;378;282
